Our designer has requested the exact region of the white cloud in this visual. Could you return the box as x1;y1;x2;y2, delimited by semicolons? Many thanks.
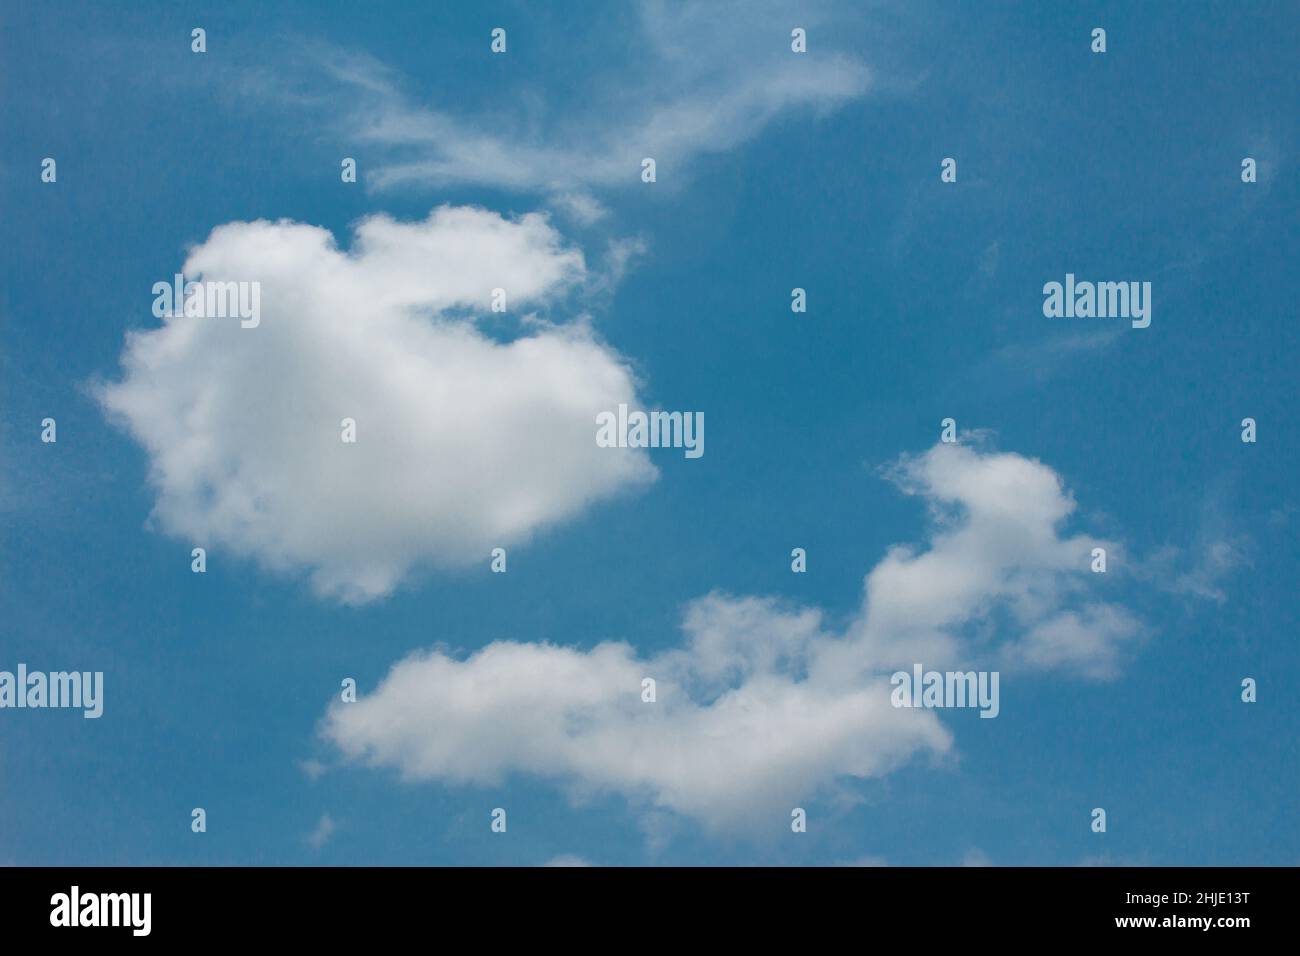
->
1001;604;1141;680
298;759;328;781
302;2;871;194
1169;538;1246;601
1144;538;1248;604
548;192;610;227
321;443;1141;833
304;813;337;849
323;618;951;834
1135;488;1250;605
541;855;593;867
99;206;655;602
814;442;1131;680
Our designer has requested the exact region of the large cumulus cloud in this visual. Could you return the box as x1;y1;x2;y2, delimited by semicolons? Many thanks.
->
99;206;655;602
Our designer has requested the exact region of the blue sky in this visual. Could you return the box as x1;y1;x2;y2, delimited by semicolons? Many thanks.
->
1;1;1296;866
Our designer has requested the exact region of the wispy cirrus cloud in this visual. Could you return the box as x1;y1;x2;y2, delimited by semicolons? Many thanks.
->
243;1;872;199
304;813;338;850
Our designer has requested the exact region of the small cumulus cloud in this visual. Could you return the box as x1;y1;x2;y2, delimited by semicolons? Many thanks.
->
322;442;1144;834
